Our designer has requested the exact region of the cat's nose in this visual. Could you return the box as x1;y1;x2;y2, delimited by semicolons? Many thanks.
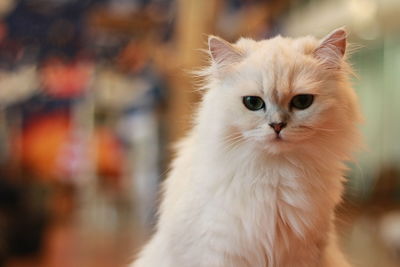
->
269;122;287;134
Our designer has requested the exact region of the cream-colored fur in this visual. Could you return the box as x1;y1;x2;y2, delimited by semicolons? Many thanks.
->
131;29;362;267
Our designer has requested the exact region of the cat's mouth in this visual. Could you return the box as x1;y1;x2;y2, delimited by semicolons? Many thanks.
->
264;134;292;153
273;133;284;141
270;133;292;145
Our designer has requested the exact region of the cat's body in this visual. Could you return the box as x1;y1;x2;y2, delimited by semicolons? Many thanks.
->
132;29;361;267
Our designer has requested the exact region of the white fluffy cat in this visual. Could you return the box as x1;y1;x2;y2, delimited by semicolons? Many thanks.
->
131;28;362;267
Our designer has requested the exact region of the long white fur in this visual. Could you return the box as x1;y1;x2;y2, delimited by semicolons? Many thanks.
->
131;29;362;267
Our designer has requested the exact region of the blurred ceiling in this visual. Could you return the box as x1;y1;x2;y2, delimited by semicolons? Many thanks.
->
284;0;400;41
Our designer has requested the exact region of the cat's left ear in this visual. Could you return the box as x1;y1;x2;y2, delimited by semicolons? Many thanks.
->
314;28;347;68
208;36;243;66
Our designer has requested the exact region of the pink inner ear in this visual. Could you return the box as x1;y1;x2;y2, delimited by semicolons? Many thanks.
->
314;29;347;68
209;37;226;62
320;29;346;56
208;36;243;65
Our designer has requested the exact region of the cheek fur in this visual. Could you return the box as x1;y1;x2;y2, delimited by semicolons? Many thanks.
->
283;98;348;144
290;96;336;127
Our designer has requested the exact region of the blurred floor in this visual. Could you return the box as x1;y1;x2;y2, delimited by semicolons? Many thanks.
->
341;207;400;267
6;217;142;267
5;206;400;267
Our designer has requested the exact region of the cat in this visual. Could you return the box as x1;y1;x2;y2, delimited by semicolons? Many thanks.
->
131;28;362;267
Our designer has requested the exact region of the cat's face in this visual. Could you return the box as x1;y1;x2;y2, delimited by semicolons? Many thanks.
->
202;29;360;155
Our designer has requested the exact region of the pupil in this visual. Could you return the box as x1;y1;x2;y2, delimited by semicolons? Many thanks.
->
291;94;313;109
243;96;264;111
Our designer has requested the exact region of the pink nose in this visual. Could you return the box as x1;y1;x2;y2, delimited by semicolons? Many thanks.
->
269;122;287;134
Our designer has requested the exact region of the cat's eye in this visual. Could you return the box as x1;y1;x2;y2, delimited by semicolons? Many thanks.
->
243;96;265;111
290;94;314;110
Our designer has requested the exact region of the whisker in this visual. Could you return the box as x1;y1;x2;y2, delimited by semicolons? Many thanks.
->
221;140;243;155
242;128;266;139
296;125;341;133
224;133;244;142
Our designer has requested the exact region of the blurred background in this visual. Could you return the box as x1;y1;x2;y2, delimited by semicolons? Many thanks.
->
0;0;399;266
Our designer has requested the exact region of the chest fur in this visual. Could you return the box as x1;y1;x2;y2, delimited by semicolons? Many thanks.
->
213;169;333;267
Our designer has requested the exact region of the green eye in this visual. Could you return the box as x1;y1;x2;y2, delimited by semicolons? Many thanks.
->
291;94;314;110
243;96;265;111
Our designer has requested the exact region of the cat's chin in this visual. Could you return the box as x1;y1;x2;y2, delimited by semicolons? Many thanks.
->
263;137;294;154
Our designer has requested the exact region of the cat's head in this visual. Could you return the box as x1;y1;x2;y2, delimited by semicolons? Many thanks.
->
197;28;362;157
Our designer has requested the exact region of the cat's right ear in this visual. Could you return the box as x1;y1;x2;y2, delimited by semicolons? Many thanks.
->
208;36;243;66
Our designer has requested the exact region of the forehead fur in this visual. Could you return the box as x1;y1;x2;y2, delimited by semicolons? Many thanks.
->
232;36;325;104
236;35;318;55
